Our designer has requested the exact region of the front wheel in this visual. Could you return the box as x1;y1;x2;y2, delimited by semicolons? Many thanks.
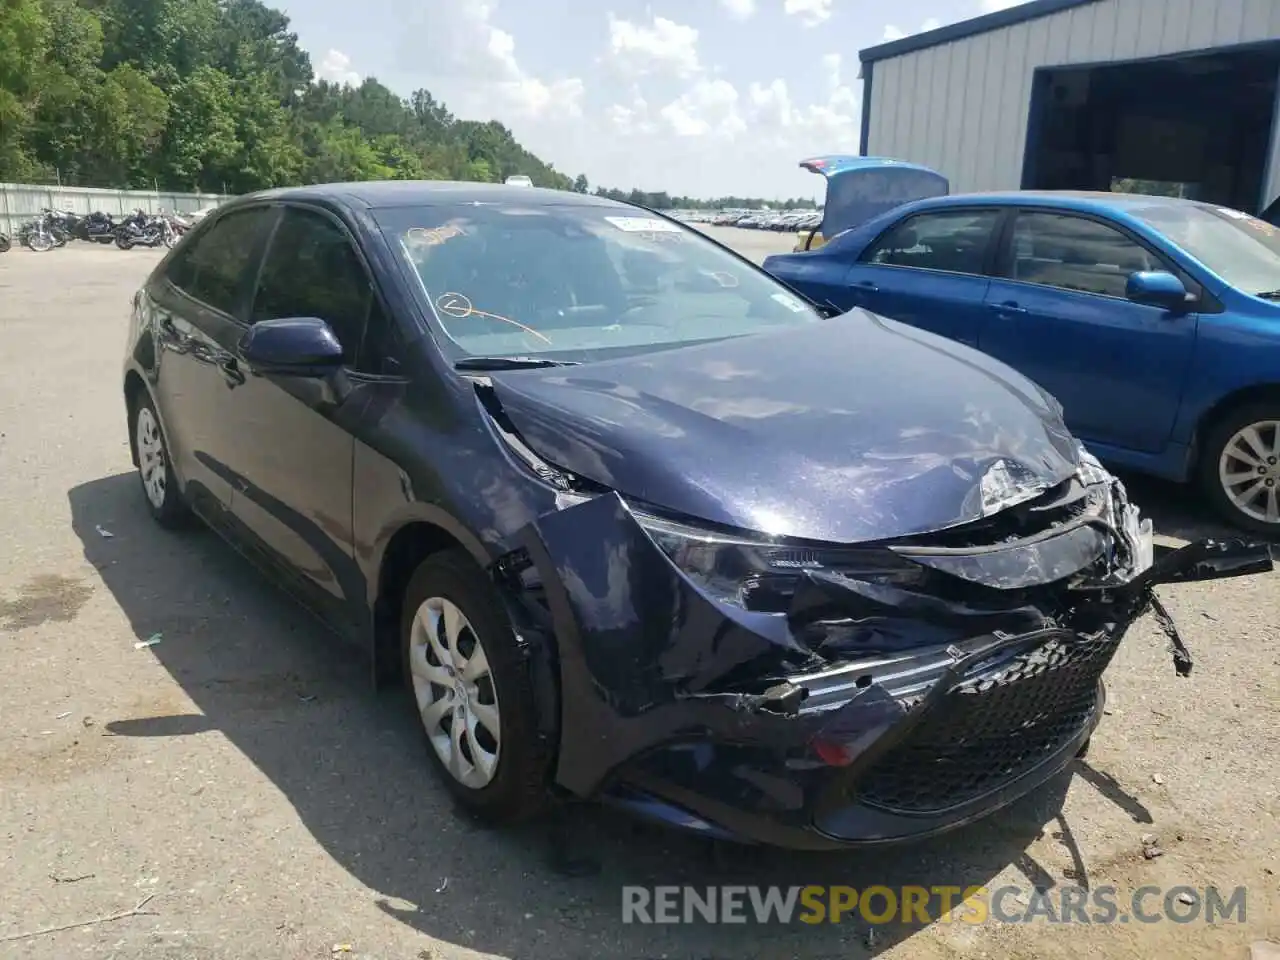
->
1199;402;1280;535
400;549;552;823
27;231;53;253
133;394;191;528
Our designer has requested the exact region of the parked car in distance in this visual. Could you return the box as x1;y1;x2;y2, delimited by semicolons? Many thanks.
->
764;191;1280;535
122;181;1267;850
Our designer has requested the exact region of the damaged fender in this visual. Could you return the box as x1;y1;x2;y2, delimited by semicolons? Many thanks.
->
504;487;1273;810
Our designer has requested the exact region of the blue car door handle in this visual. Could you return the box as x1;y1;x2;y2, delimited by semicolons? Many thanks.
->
854;280;878;292
990;301;1027;315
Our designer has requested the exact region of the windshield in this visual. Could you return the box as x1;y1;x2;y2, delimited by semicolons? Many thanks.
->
376;202;823;363
1129;202;1280;296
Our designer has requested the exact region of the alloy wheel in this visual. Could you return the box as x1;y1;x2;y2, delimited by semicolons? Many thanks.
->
1218;419;1280;525
408;595;502;789
135;406;168;510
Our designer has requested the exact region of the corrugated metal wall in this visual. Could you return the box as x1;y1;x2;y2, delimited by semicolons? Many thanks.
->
0;183;231;238
866;0;1280;199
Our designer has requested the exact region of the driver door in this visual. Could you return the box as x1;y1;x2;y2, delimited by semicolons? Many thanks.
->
213;204;375;630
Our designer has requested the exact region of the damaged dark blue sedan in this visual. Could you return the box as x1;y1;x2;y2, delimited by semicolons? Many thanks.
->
122;181;1272;849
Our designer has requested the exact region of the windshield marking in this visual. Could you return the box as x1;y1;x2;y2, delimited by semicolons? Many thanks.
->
434;292;553;345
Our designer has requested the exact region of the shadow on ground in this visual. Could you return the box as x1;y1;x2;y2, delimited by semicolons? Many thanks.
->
69;471;1185;959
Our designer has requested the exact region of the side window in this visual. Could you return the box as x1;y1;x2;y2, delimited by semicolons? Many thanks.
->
251;207;375;366
1009;212;1159;299
862;210;1001;276
166;208;272;315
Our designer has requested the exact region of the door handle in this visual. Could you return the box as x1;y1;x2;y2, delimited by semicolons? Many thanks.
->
854;280;879;292
219;356;245;386
989;301;1027;315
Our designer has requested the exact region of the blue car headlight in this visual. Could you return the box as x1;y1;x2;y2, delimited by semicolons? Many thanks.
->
624;501;925;611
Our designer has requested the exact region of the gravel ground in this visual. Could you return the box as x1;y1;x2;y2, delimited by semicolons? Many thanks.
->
0;236;1277;960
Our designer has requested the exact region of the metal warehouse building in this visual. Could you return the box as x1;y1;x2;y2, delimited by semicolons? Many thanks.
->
857;0;1280;215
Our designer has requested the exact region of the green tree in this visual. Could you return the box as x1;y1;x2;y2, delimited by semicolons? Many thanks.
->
161;65;239;190
0;0;608;195
0;0;51;179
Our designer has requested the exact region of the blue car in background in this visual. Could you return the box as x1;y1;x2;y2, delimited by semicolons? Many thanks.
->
764;191;1280;535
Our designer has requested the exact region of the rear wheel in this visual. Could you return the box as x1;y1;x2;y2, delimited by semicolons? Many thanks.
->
1199;402;1280;536
115;233;133;250
400;549;552;822
27;231;53;253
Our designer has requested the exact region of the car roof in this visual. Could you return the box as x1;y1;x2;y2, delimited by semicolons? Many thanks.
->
223;180;627;211
903;190;1224;216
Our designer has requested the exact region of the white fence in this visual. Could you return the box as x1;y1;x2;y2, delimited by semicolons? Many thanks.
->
0;183;233;236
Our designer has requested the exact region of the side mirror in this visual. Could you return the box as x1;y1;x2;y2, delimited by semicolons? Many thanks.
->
239;317;345;376
1126;271;1190;312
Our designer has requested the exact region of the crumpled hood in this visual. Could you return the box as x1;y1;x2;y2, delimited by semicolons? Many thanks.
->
489;311;1082;543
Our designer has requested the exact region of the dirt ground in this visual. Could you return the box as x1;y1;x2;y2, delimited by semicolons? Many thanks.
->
0;237;1276;960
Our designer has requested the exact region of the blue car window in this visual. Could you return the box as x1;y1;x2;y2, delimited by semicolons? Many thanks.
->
863;210;999;276
1010;213;1155;299
1131;203;1280;296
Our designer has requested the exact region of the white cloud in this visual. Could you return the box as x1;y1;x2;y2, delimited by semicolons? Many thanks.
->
783;0;833;28
882;17;941;42
734;59;860;154
660;78;746;138
720;0;757;20
398;0;582;120
607;14;701;77
316;49;360;86
608;92;658;135
980;0;1028;10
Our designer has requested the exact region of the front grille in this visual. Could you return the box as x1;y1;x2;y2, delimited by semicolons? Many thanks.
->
851;630;1117;815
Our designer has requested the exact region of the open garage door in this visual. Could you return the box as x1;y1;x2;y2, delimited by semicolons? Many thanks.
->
1022;46;1280;214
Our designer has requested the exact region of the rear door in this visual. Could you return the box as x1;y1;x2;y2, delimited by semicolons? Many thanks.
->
978;209;1199;453
149;206;278;518
845;207;1005;346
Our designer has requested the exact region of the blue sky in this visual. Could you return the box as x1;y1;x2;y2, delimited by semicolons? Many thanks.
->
275;0;1028;200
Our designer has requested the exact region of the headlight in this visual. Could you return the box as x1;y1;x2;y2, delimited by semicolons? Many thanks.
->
627;502;924;611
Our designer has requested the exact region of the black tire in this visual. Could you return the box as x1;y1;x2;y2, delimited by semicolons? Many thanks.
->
1198;401;1280;536
131;391;192;528
400;548;552;823
115;233;133;250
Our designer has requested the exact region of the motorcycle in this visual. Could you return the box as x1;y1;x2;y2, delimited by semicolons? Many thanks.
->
18;214;62;252
65;210;118;244
164;212;192;238
114;210;175;249
36;208;73;246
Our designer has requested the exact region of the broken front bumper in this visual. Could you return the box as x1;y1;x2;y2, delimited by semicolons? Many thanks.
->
494;474;1272;849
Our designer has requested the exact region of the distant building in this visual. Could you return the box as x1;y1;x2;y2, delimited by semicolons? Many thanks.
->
858;0;1280;213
